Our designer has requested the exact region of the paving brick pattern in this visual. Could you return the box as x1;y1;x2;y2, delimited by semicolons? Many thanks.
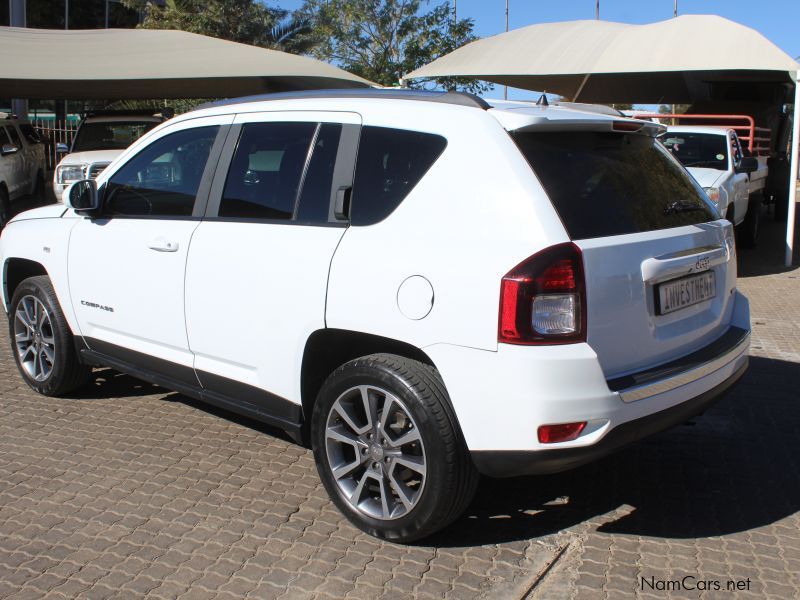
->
531;217;800;599
1;212;799;599
0;340;560;599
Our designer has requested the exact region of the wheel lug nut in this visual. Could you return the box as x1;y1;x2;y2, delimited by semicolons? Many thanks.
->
372;462;379;469
384;457;390;463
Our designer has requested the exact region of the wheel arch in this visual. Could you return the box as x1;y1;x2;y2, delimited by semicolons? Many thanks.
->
300;329;440;441
3;257;48;308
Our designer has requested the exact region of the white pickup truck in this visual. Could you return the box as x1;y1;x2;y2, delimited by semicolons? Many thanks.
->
661;125;767;248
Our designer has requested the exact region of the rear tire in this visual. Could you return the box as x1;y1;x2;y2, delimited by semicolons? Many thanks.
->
9;276;90;396
0;186;10;231
311;353;478;543
32;170;45;201
738;194;761;249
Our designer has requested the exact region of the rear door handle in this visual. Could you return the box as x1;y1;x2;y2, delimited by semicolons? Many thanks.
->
147;237;179;252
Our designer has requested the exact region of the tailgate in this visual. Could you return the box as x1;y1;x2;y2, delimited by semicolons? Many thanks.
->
511;126;736;378
578;223;736;377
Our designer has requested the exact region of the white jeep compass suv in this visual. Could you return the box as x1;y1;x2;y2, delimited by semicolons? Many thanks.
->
0;90;750;542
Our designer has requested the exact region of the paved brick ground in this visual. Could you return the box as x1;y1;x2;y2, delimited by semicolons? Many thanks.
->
530;213;800;599
1;205;798;599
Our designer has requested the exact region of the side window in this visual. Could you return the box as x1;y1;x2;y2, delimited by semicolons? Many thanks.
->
296;123;343;223
104;126;219;217
19;124;41;145
350;126;447;226
6;125;23;148
220;122;317;220
0;127;10;145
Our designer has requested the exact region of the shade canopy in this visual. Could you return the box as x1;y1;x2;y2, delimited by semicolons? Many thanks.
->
1;26;372;99
406;15;799;103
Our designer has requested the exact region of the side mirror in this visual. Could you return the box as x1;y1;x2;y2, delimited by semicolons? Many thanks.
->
55;143;69;154
65;179;100;215
736;156;759;174
1;143;19;156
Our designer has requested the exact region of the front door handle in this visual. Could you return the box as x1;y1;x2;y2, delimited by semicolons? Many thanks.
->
147;237;179;252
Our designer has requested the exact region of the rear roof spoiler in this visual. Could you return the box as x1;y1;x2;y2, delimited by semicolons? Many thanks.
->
511;118;667;138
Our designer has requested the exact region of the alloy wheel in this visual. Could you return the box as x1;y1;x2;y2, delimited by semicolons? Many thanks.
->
324;385;427;521
14;295;56;381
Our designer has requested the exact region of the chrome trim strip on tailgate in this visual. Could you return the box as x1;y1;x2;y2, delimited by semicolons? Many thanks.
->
609;327;750;403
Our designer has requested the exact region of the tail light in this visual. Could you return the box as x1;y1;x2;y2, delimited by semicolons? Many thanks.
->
498;243;586;345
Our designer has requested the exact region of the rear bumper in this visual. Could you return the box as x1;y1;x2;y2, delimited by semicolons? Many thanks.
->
471;358;747;477
425;291;751;477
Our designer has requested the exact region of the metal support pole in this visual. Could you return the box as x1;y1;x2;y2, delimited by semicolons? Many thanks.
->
596;1;599;19
105;1;110;28
785;77;799;266
65;0;69;28
9;0;27;119
504;0;509;100
674;0;677;17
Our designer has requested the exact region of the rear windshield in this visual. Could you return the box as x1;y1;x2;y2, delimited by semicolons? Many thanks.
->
512;131;718;240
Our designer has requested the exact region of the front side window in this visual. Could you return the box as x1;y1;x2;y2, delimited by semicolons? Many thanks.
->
350;127;447;226
104;126;219;217
220;122;317;220
19;124;41;145
73;120;159;152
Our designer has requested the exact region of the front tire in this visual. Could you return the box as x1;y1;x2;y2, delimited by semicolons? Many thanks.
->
9;276;90;396
311;354;478;543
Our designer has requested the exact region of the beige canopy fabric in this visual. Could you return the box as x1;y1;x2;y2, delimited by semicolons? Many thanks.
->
405;15;799;103
1;26;372;99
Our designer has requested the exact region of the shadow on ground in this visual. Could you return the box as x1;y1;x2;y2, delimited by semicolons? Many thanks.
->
737;206;800;277
426;356;800;547
77;356;800;549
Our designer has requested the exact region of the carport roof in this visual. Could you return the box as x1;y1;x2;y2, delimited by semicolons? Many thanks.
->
0;26;372;99
405;15;799;103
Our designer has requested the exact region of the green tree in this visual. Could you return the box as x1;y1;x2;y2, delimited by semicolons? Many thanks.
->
298;0;491;93
122;0;315;54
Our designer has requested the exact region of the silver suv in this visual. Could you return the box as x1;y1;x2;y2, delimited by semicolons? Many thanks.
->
0;116;46;230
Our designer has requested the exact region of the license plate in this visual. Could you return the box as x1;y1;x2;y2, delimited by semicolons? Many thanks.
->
657;271;716;315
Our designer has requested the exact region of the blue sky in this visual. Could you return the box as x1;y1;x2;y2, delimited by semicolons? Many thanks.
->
275;0;800;101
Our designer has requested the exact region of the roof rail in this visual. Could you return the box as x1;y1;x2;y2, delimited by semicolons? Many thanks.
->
84;109;169;118
194;89;491;112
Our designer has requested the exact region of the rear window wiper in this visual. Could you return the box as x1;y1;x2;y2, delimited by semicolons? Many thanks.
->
664;200;705;215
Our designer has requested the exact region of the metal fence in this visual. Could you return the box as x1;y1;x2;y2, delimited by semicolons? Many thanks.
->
32;120;78;170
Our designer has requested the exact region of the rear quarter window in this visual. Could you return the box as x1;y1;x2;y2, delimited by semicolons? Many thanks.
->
350;126;446;226
513;131;718;240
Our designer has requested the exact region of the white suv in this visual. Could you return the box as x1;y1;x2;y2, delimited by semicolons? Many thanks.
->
0;91;750;542
53;112;163;202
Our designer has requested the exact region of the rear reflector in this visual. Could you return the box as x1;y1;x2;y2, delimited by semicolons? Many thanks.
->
538;422;587;444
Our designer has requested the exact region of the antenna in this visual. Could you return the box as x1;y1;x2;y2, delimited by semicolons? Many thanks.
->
536;94;549;107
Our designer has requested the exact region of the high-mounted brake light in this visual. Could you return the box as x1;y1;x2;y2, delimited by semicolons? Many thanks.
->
612;120;644;132
498;243;586;345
